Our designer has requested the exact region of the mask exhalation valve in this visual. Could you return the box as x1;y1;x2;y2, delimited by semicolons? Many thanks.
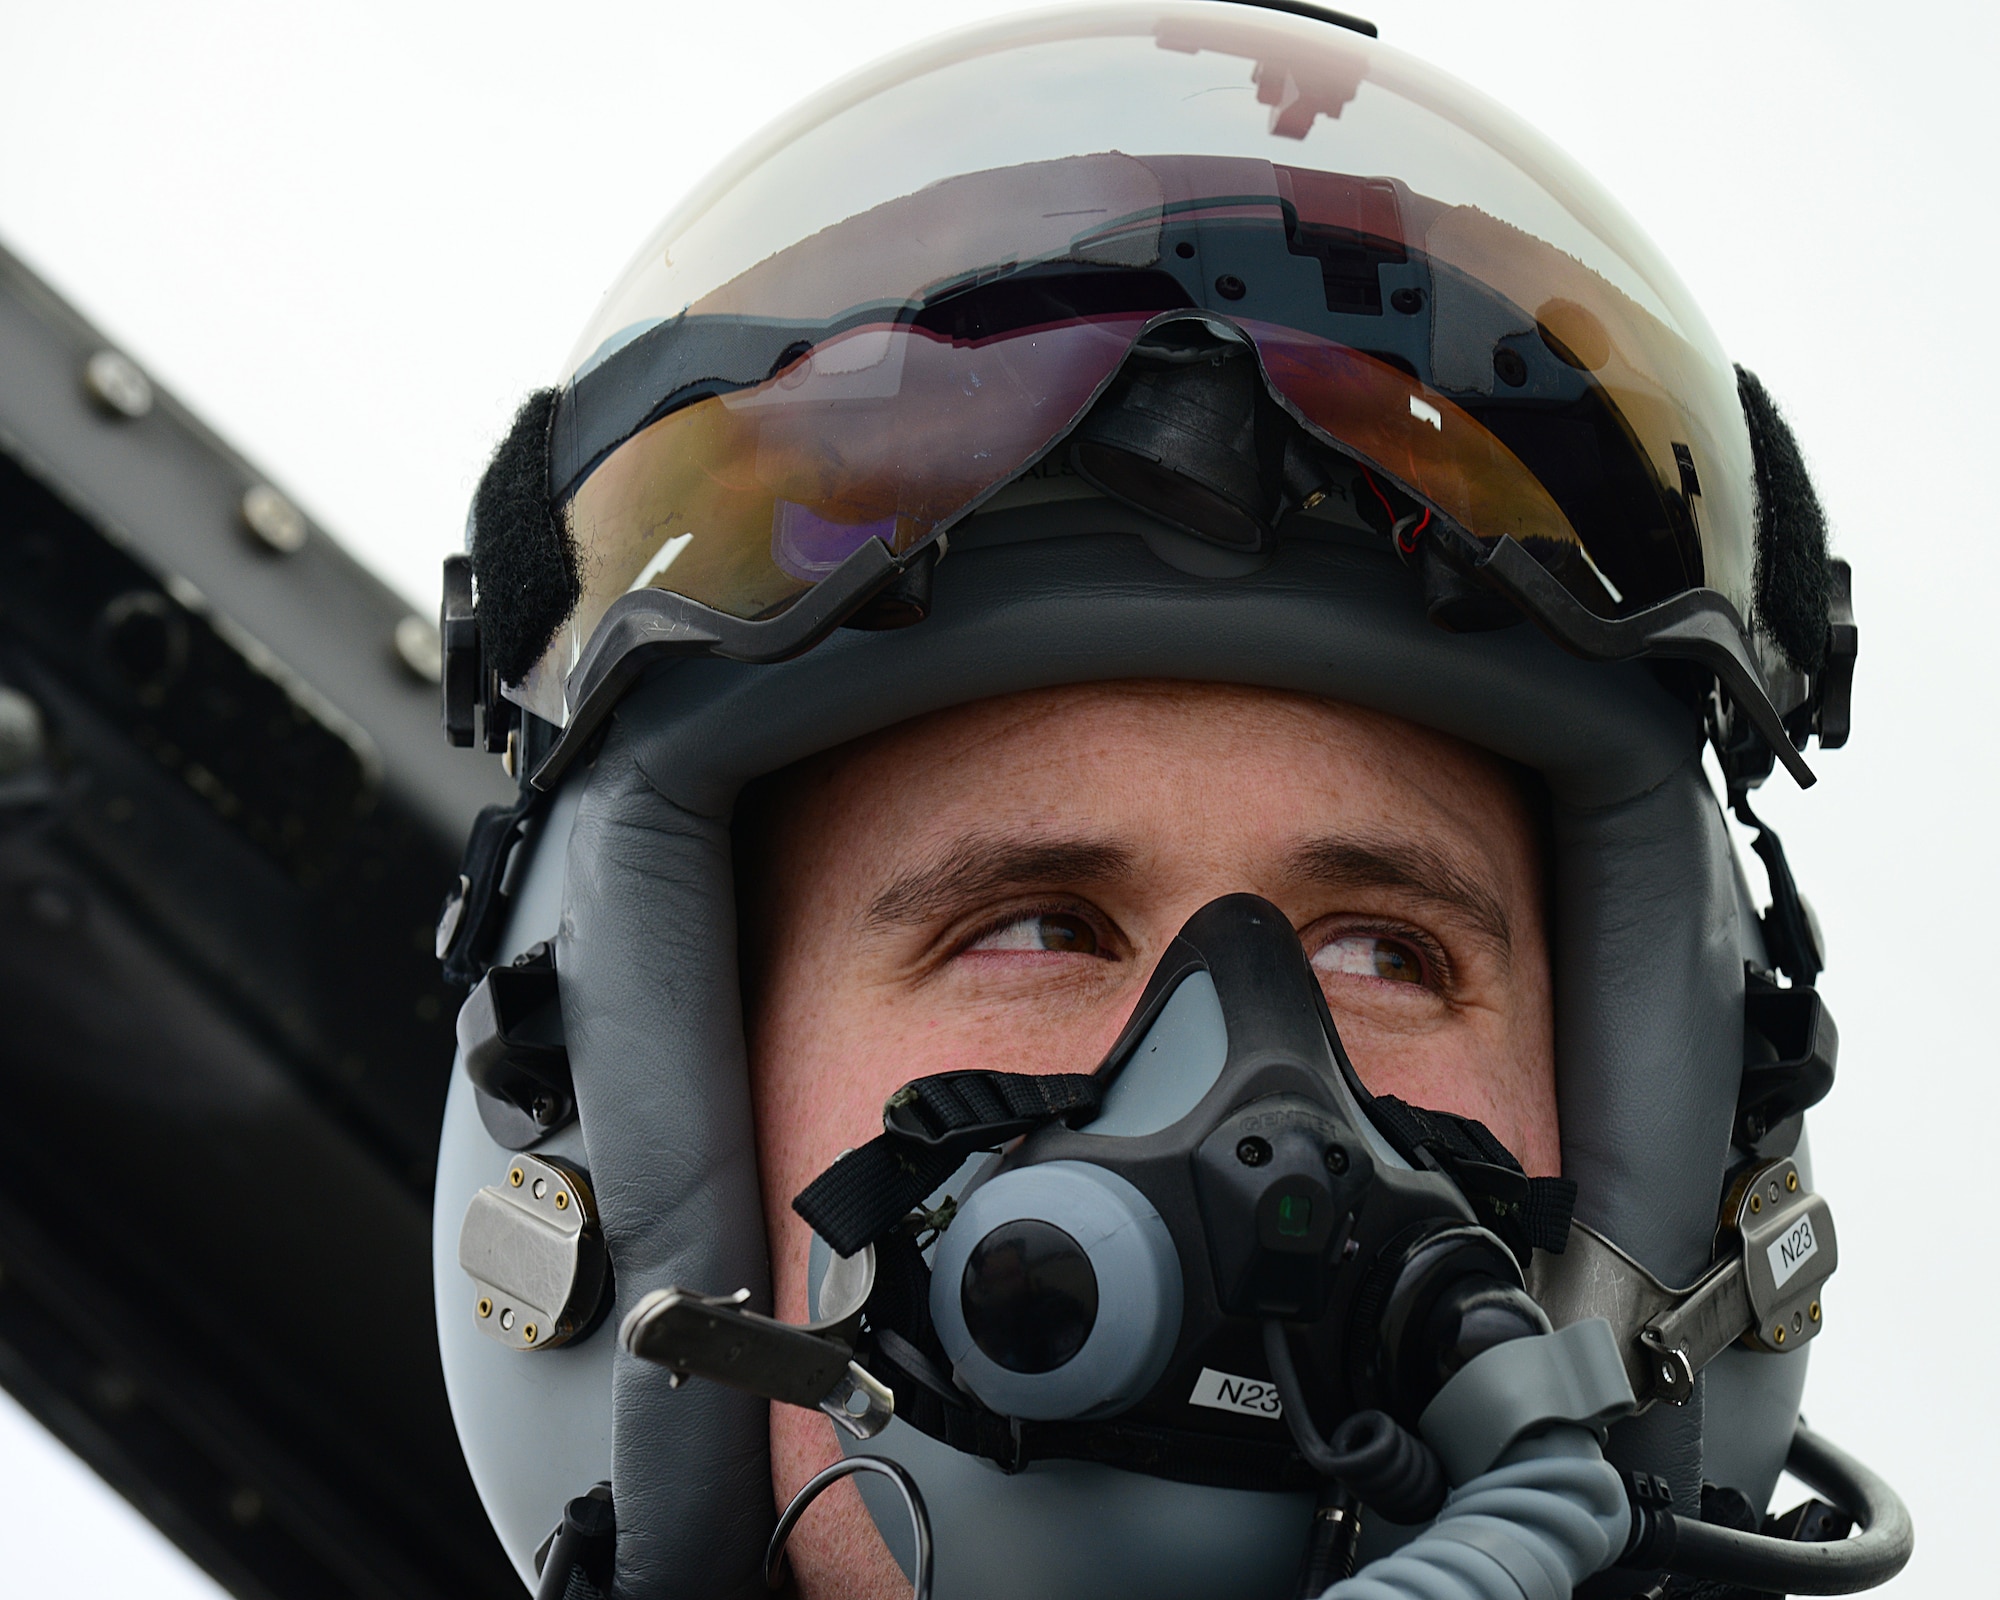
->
959;1219;1099;1374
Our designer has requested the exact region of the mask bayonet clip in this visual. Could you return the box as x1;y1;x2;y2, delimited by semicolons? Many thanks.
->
620;1247;892;1439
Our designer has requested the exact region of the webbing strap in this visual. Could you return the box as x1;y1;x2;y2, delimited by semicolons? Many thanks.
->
793;1070;1103;1255
1368;1095;1577;1262
439;785;550;989
888;1070;1102;1145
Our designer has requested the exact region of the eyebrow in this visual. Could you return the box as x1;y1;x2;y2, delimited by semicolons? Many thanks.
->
1285;835;1514;955
863;829;1510;951
865;835;1135;928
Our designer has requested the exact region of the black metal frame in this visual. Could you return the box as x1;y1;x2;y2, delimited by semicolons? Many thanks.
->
0;237;518;1599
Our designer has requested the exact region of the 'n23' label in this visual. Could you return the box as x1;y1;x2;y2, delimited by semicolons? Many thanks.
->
1767;1213;1820;1289
1188;1367;1283;1419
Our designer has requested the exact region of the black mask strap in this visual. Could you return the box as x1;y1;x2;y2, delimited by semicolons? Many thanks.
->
794;1069;1104;1256
1364;1095;1577;1264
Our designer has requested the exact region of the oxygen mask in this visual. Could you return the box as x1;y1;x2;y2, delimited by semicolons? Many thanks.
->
622;895;1610;1597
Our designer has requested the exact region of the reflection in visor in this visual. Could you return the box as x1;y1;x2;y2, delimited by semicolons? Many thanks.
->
524;315;1148;721
1239;320;1580;552
523;103;1754;725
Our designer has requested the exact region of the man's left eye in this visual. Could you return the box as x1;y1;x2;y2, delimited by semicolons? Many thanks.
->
1312;933;1427;985
967;911;1103;956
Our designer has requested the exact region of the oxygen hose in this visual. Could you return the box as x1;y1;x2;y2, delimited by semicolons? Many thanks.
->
1288;1413;1910;1600
1315;1427;1630;1600
1626;1421;1913;1595
1261;1316;1627;1600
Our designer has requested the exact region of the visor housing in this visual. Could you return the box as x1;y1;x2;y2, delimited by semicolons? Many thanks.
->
512;2;1767;731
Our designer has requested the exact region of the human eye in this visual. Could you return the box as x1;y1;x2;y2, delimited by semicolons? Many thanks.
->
964;909;1110;958
1310;930;1435;988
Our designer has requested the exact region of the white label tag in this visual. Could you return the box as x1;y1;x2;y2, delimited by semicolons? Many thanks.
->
1767;1213;1820;1289
1188;1368;1284;1419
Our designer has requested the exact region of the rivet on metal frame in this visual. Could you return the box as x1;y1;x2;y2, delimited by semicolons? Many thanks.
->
241;483;308;554
83;350;153;419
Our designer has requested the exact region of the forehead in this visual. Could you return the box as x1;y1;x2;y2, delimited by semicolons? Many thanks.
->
767;679;1534;868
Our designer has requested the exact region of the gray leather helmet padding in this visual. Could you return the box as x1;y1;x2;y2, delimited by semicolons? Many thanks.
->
563;763;773;1598
554;522;1754;1597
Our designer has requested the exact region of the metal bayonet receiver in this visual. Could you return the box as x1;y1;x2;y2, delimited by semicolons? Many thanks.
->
458;1152;609;1351
1528;1157;1835;1408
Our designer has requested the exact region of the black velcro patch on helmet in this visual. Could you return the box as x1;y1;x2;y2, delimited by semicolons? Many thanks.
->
470;387;579;687
1736;366;1831;672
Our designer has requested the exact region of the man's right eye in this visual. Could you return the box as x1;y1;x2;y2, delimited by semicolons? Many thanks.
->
966;911;1104;957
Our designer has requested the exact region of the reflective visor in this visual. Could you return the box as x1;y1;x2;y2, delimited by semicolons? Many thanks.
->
560;313;1145;643
516;4;1758;725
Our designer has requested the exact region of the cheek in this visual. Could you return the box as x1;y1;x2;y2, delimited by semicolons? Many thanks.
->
1335;1009;1560;1179
750;990;896;1324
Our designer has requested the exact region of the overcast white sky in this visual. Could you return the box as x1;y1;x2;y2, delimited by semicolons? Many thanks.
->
0;2;1992;1594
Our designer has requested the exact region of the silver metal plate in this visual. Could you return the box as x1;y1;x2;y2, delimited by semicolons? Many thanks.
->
1528;1157;1836;1408
458;1153;606;1351
1731;1157;1836;1353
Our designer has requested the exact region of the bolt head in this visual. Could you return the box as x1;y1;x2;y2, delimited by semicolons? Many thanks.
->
1323;1145;1349;1175
1235;1136;1270;1167
241;484;307;553
84;349;153;418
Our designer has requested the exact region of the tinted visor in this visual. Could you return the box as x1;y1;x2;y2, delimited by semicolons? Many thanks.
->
562;312;1146;635
516;5;1756;725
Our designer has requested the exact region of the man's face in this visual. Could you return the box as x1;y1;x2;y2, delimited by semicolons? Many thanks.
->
738;680;1554;1596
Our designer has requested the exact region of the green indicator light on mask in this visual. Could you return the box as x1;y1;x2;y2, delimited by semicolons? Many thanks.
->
1276;1193;1312;1238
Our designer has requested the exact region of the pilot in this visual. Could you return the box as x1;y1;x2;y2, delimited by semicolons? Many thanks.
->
430;6;1902;1599
737;681;1560;1594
